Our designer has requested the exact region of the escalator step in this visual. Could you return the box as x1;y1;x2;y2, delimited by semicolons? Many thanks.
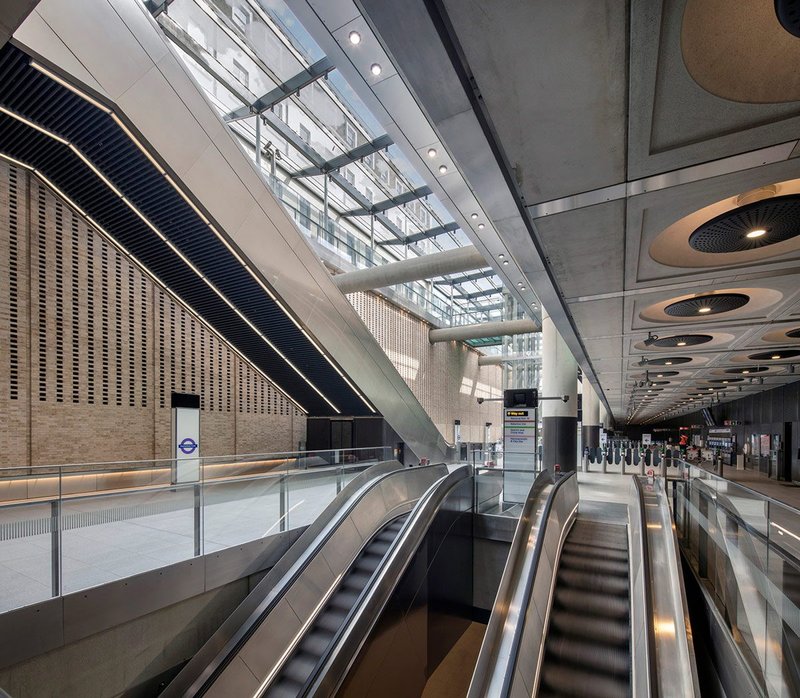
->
300;628;335;656
354;552;384;572
316;608;348;633
329;589;360;610
545;636;630;676
553;588;629;619
550;611;629;646
367;540;391;556
562;541;628;562
559;568;629;595
282;651;318;686
268;678;305;698
541;664;629;698
343;571;373;591
558;552;629;577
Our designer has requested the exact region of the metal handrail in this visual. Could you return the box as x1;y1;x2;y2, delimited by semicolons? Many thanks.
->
467;470;578;698
301;464;473;697
632;476;659;698
180;461;446;696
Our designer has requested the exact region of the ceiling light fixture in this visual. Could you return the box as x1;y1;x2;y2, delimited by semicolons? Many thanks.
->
478;223;485;229
427;148;437;158
698;307;712;314
677;341;687;347
771;354;782;360
643;331;659;347
502;260;509;265
348;31;361;45
665;361;673;365
746;228;767;239
370;63;382;76
498;254;505;259
471;213;478;220
438;164;448;174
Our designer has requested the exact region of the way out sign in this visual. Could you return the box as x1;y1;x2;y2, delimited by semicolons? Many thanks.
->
172;393;200;483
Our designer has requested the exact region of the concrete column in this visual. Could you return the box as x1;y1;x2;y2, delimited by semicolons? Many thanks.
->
541;311;578;471
581;376;600;449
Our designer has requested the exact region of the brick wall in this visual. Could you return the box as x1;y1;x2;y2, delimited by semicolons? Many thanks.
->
348;292;504;443
0;162;305;467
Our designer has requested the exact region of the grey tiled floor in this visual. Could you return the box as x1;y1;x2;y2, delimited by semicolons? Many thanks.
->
0;472;357;613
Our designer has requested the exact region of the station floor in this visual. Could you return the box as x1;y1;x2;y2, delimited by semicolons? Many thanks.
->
696;461;800;510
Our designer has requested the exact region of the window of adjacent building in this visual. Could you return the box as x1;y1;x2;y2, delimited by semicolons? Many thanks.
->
298;197;311;229
343;121;357;148
232;4;253;30
232;58;249;89
299;123;311;143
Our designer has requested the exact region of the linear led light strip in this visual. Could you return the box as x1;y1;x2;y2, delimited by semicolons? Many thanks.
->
23;64;362;414
0;148;308;415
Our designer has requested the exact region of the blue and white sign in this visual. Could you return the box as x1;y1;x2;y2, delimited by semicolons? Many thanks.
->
173;406;200;483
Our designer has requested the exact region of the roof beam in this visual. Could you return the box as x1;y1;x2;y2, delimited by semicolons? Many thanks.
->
292;134;394;177
225;57;335;123
435;268;496;285
340;185;432;216
378;222;459;246
429;318;539;343
453;287;502;301
332;245;486;294
478;353;542;366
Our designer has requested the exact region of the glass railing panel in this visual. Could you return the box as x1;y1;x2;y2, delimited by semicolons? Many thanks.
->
0;499;55;613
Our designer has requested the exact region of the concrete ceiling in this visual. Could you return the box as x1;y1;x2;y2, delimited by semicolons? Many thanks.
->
356;0;800;424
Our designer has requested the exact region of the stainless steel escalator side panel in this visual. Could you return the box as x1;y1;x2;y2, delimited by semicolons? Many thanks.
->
305;464;474;698
467;471;580;698
202;463;448;696
163;460;403;698
631;476;700;698
629;476;653;698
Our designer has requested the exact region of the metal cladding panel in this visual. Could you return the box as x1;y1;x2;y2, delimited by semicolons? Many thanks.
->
0;43;370;415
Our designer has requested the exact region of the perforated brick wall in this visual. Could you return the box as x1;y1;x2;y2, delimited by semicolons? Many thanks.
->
0;162;305;467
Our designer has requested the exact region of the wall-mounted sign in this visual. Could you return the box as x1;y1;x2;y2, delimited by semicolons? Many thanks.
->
642;433;652;445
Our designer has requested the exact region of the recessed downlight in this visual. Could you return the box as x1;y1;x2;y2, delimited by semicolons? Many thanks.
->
498;254;505;259
438;164;448;174
698;307;712;314
427;148;437;158
746;228;767;239
348;31;362;45
370;63;382;76
772;354;782;360
478;223;485;229
677;341;687;346
502;260;509;265
470;213;478;220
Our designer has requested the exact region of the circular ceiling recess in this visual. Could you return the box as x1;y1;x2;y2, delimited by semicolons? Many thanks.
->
749;349;800;360
725;366;769;374
688;194;800;253
709;378;744;384
652;334;713;348
648;357;693;366
787;328;800;339
664;293;749;316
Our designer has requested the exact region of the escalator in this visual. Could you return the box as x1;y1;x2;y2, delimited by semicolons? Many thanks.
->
267;514;409;698
539;518;630;697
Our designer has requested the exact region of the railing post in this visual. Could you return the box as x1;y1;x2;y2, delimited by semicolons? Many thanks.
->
193;483;202;557
280;475;288;532
50;499;61;598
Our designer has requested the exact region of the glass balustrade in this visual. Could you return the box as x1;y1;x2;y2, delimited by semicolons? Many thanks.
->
0;447;391;613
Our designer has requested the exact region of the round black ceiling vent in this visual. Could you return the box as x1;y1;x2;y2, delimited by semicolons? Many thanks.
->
652;334;713;348
688;194;800;253
647;356;692;366
775;0;800;38
664;293;749;317
725;366;769;374
650;370;679;377
709;378;744;384
749;349;800;360
787;327;800;339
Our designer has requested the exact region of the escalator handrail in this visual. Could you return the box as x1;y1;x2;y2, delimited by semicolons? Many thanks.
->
178;461;446;697
468;469;578;698
298;464;474;698
632;475;659;698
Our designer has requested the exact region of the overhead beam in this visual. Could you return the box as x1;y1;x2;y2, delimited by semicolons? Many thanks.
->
225;57;335;123
478;353;542;366
434;268;496;285
333;245;486;294
453;287;502;301
145;0;175;18
292;134;394;177
378;222;459;245
340;185;433;216
429;318;539;344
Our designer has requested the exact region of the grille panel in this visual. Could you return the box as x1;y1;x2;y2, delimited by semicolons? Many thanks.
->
725;366;769;374
652;334;712;348
664;294;749;317
688;194;800;253
748;349;800;361
647;357;692;366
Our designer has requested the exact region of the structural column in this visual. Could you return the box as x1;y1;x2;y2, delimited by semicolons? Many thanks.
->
541;312;578;471
581;376;600;449
599;403;608;432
